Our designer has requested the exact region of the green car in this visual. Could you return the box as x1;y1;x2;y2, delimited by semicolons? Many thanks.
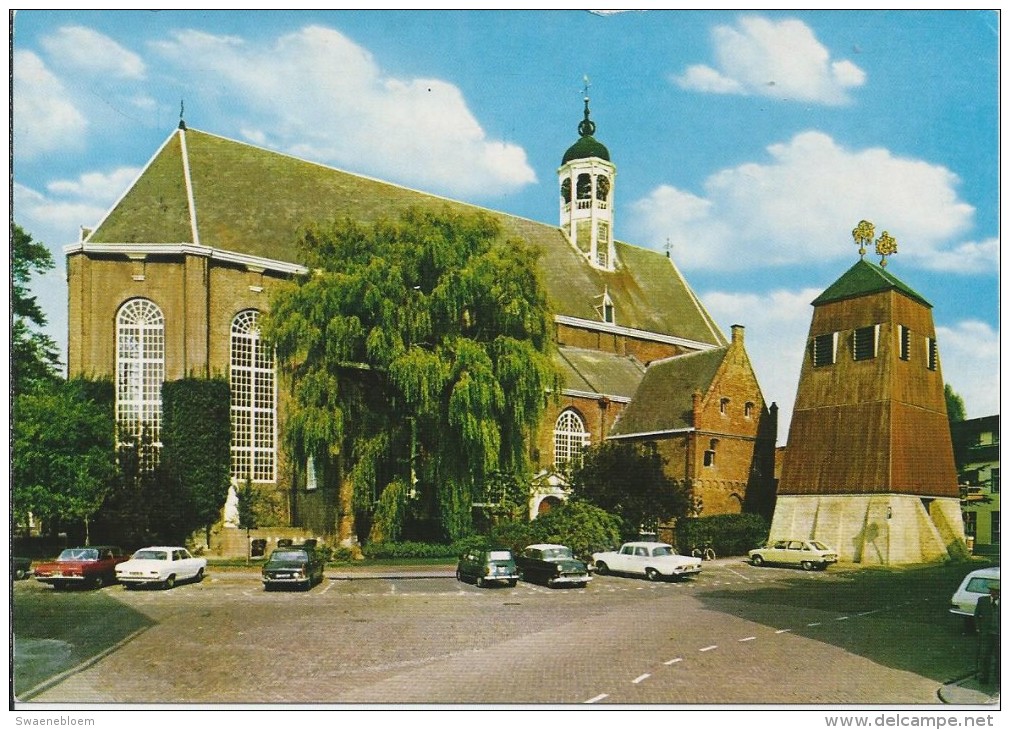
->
456;548;519;588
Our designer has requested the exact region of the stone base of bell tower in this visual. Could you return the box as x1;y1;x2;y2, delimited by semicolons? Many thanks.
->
769;494;968;565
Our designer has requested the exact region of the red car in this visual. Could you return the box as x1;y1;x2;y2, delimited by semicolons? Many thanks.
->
34;546;128;589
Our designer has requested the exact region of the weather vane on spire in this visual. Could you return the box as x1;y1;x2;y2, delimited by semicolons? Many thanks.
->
852;220;874;258
578;75;596;138
179;99;187;130
875;230;897;267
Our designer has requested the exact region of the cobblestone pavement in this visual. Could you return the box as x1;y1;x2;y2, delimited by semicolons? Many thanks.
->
13;559;995;706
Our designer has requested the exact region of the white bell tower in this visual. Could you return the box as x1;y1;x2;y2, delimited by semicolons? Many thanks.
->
558;88;616;271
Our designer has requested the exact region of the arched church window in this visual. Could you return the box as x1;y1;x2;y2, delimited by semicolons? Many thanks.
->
596;175;610;201
576;173;592;200
116;298;165;469
560;178;571;204
230;310;277;483
554;409;590;468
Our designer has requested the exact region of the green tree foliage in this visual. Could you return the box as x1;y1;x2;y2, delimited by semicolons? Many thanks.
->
161;379;232;544
945;384;967;424
568;440;691;538
12;224;61;392
265;207;560;542
13;379;116;543
675;513;769;557
529;500;622;560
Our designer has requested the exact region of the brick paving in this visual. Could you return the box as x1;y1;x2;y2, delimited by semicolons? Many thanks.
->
13;559;995;706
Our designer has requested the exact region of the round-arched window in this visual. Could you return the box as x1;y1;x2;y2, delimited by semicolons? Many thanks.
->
116;299;165;468
230;310;276;483
553;409;590;468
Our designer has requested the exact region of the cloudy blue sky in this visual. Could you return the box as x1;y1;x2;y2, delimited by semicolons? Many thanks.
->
12;10;1000;444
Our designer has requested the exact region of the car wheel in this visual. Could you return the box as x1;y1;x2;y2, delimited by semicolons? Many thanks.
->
595;561;609;576
750;555;764;566
123;583;135;591
92;575;105;589
645;567;661;582
163;574;176;590
476;576;486;588
14;568;26;581
508;579;517;588
801;561;815;571
455;569;462;582
195;568;205;583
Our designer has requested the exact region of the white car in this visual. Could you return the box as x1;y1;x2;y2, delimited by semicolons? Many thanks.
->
115;546;207;589
592;541;702;581
950;566;1000;628
749;539;837;571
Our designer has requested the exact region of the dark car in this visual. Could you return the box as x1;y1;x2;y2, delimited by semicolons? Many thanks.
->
262;545;325;590
33;546;128;589
13;557;32;581
516;543;591;588
456;548;519;588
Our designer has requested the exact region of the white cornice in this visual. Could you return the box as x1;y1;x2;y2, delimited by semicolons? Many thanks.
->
554;314;719;351
63;242;309;276
561;389;632;404
607;427;695;440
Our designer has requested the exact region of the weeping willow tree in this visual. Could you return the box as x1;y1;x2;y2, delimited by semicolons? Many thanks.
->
264;207;560;541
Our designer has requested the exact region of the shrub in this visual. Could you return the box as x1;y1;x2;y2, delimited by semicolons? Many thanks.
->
530;500;621;561
488;519;538;555
675;513;769;557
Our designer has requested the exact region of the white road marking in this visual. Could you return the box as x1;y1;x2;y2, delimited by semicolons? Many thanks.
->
858;609;881;616
663;657;683;665
699;645;718;652
632;673;651;684
807;622;821;627
835;615;849;621
585;694;608;704
775;629;791;634
739;636;756;642
320;580;333;594
722;566;751;581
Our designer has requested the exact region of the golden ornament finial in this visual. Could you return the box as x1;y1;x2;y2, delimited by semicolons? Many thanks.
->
875;231;897;267
852;220;874;258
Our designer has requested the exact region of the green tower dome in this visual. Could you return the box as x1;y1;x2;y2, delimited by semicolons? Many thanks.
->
561;96;610;165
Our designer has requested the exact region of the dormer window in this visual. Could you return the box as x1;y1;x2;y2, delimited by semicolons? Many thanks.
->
598;289;615;324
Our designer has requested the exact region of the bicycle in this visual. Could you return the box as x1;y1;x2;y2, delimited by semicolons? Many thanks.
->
691;543;716;561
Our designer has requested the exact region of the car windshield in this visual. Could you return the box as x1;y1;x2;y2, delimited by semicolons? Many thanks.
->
487;551;512;561
133;550;168;561
809;541;830;551
58;548;98;561
966;577;998;594
271;551;307;562
542;547;573;560
651;546;674;557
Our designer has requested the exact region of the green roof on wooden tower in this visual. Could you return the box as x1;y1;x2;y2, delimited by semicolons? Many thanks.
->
812;259;931;308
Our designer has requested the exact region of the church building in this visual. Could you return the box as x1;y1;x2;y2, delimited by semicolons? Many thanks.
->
65;97;776;549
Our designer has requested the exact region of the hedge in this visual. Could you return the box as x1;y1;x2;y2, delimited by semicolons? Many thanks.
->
675;513;769;557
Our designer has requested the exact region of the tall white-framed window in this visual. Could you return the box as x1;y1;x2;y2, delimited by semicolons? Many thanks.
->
554;409;590;468
116;299;165;468
230;310;276;483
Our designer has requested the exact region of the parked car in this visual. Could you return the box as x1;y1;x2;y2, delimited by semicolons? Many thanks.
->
950;566;1000;631
115;546;207;589
456;548;519;588
34;546;128;589
516;543;591;588
13;557;32;581
748;539;837;571
262;545;325;591
592;541;702;581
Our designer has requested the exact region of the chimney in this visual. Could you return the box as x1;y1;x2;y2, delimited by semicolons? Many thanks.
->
731;324;744;345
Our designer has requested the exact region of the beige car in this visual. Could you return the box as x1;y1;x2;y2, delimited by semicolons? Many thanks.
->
749;539;837;571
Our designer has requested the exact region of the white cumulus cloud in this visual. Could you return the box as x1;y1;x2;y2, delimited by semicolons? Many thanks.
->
150;25;536;198
673;16;865;105
12;50;87;159
47;167;144;205
935;320;1001;420
41;25;146;79
627;131;977;274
